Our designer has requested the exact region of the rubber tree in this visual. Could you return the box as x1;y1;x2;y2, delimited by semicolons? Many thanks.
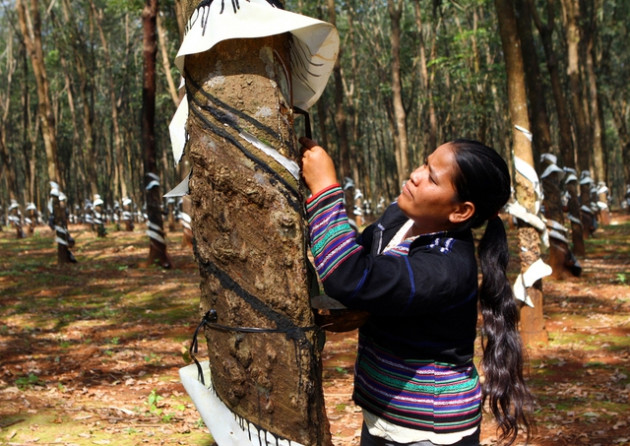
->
16;0;75;263
142;0;171;268
495;0;548;346
174;1;338;444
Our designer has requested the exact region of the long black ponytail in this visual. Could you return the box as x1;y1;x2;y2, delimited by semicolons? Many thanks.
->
450;139;533;445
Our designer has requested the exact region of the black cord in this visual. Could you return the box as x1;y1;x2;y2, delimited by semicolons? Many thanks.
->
189;309;319;386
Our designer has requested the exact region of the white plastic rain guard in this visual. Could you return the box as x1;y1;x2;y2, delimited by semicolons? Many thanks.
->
179;361;306;446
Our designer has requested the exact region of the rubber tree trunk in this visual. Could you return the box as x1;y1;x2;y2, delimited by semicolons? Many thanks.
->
179;196;193;249
142;0;171;269
540;160;580;279
565;177;585;256
16;0;74;264
495;0;548;346
8;206;25;239
184;36;331;445
52;195;75;264
388;0;410;187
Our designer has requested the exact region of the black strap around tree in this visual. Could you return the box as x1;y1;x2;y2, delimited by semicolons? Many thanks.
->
189;309;319;386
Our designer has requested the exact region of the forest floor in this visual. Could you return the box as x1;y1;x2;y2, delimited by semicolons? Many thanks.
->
0;212;628;446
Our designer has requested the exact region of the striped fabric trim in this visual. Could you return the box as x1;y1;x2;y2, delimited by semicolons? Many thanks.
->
354;340;482;433
382;238;414;257
307;187;361;281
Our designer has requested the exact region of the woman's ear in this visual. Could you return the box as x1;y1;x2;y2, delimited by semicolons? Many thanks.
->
449;201;475;225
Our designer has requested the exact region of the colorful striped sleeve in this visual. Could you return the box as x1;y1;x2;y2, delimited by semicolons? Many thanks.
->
306;185;362;282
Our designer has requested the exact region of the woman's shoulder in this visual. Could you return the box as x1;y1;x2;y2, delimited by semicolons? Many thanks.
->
410;229;475;257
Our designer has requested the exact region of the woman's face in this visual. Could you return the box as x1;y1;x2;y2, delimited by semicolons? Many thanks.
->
397;143;471;235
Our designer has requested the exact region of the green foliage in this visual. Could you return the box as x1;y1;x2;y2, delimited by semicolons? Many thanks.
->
105;0;144;15
144;352;161;364
15;373;42;390
147;389;163;413
146;389;184;423
44;49;61;68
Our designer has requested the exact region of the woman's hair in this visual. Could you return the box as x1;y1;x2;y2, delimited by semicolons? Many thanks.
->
449;139;533;446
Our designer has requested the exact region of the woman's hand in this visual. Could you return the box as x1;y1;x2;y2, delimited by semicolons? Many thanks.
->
299;137;338;196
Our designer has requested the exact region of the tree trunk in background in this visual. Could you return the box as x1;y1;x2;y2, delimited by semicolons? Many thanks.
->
495;0;547;347
0;45;19;210
514;0;552;163
345;2;364;209
173;0;186;39
608;97;630;189
528;0;585;257
513;0;578;275
327;0;353;219
582;1;609;225
561;0;590;172
412;0;437;154
0;141;21;231
16;0;74;263
469;7;489;145
92;0;126;202
60;0;98;197
22;48;40;210
157;13;180;107
529;0;574;164
388;0;409;187
583;8;604;184
142;0;171;269
541;160;581;279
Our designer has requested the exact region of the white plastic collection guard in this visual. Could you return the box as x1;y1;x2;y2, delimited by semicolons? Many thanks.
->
164;0;339;199
512;256;552;308
508;127;554;307
179;361;306;446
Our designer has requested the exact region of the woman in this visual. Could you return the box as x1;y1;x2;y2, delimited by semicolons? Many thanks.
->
300;137;532;446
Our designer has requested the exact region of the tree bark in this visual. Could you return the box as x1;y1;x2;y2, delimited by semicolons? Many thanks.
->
514;0;580;276
561;0;590;172
527;0;585;258
388;0;409;187
92;0;127;203
16;0;74;264
142;0;171;269
175;2;333;443
583;5;605;184
60;0;98;197
541;160;580;279
495;0;547;347
412;0;437;154
514;0;552;163
582;1;609;224
327;0;353;219
157;13;180;107
345;2;363;194
184;33;330;444
0;42;20;212
607;96;630;191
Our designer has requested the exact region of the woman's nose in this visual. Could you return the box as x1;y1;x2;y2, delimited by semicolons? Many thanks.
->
409;167;423;184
